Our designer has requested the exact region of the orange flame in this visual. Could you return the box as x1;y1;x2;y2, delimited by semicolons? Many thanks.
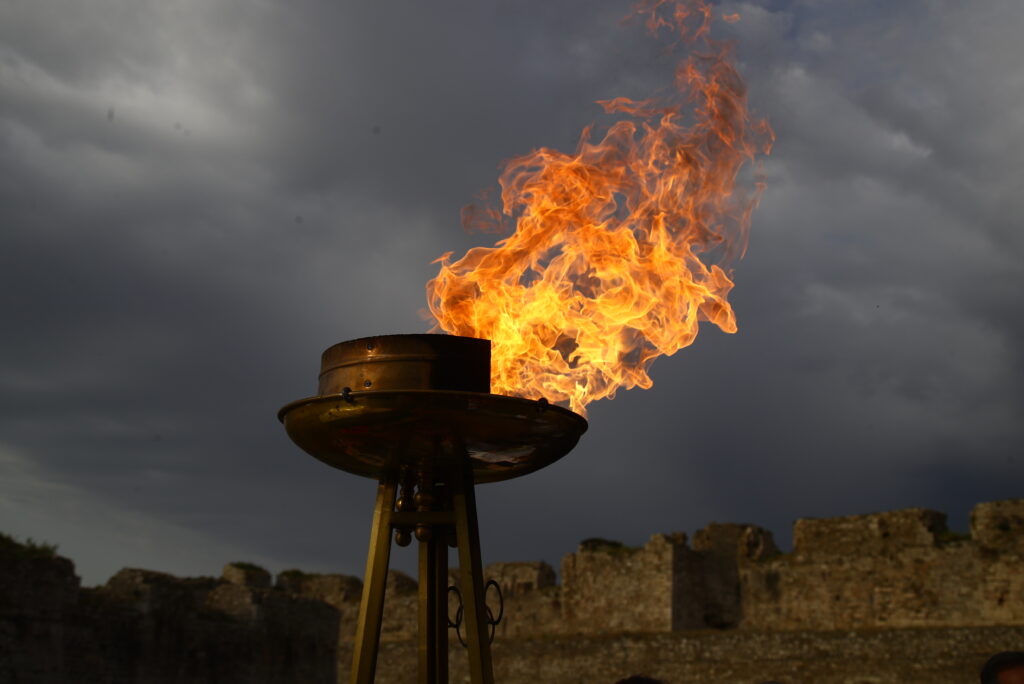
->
427;0;773;415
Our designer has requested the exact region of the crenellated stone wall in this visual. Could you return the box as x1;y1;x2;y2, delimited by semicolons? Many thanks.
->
739;500;1024;631
279;497;1024;678
0;547;339;684
528;499;1024;636
561;534;683;634
3;498;1023;684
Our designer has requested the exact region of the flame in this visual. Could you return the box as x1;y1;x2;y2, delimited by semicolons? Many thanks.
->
426;0;772;416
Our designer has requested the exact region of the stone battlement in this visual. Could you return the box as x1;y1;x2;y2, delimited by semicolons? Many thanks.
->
791;507;948;557
2;498;1022;683
486;500;1022;636
281;499;1023;645
740;499;1024;631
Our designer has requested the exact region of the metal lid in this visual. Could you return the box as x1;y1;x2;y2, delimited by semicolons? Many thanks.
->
317;334;490;395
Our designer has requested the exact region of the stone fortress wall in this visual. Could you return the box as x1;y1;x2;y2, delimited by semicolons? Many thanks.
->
2;498;1022;683
556;498;1024;634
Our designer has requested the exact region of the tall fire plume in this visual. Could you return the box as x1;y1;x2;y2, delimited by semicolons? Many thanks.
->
427;0;773;416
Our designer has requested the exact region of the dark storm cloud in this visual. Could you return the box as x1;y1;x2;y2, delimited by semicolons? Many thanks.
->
1;0;1021;584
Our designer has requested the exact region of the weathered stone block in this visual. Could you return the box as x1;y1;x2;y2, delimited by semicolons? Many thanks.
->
685;523;776;630
970;499;1024;549
276;571;363;608
222;562;272;589
492;586;564;639
105;568;220;616
793;508;947;557
484;561;556;598
206;583;264;621
562;533;685;634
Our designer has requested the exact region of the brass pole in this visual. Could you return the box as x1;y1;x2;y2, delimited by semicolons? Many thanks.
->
417;524;439;682
452;463;495;684
417;529;452;684
351;477;398;684
433;529;449;684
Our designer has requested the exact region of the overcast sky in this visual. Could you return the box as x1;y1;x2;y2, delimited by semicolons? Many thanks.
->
2;0;1022;587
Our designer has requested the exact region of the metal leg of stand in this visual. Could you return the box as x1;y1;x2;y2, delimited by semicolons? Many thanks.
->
452;463;495;684
418;531;449;684
351;477;397;684
418;534;437;684
434;529;449;684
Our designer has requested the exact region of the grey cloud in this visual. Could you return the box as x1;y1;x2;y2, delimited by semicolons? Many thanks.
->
1;0;1021;585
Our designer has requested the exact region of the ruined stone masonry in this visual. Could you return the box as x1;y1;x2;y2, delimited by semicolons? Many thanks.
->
2;499;1022;683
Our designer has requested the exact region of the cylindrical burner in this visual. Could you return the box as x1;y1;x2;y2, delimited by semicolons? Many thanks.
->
318;334;490;395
